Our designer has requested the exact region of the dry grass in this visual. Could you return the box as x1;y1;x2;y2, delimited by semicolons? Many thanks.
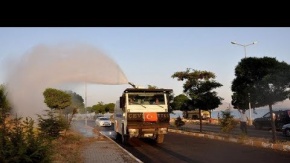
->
51;131;92;163
51;128;105;163
51;131;85;163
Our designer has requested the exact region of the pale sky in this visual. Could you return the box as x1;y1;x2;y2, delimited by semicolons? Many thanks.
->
1;27;290;110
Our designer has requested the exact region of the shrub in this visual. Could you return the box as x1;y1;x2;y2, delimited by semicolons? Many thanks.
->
175;116;185;127
219;110;238;134
38;110;69;139
0;116;53;163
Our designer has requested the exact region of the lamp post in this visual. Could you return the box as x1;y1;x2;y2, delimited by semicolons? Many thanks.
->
231;41;257;58
231;41;257;125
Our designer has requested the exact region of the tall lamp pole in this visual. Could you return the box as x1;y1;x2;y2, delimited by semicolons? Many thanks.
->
231;41;257;58
231;41;257;125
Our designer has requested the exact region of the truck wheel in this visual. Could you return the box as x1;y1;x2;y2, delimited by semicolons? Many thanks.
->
122;124;129;145
116;133;121;141
156;134;164;143
122;135;129;145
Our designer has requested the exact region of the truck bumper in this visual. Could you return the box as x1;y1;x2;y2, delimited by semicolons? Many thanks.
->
127;122;168;138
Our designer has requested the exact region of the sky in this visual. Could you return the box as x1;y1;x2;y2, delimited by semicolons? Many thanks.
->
1;27;290;116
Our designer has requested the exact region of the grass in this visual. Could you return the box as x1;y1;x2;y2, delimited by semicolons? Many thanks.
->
51;131;85;163
51;127;106;163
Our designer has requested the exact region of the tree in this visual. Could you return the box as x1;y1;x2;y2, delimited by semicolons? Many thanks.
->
43;88;72;111
171;94;190;117
167;91;175;114
147;85;158;89
106;103;115;113
231;57;290;143
171;94;189;110
64;90;84;124
42;88;72;137
0;85;52;162
0;84;11;161
89;102;115;114
85;106;93;113
92;102;105;114
0;84;10;124
172;68;223;132
65;90;84;109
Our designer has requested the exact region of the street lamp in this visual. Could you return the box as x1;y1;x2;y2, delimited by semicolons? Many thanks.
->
231;41;257;125
231;41;257;58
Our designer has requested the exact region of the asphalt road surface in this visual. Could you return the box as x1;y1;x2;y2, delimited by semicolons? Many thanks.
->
85;120;290;163
118;132;290;163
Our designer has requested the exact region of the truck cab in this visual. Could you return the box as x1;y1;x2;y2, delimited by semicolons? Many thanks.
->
114;87;172;144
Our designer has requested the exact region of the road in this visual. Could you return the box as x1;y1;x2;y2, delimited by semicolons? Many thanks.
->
84;120;290;163
88;119;288;141
118;132;290;163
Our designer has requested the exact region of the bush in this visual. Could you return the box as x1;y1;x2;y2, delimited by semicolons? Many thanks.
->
219;110;238;134
0;85;54;162
38;110;69;139
0;116;53;163
175;116;185;127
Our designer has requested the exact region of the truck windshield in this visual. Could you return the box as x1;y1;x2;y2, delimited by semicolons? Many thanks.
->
128;93;165;105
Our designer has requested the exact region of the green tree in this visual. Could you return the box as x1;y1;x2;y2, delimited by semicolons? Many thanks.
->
64;90;84;124
43;88;72;111
171;94;190;117
106;103;115;113
0;86;52;162
231;57;290;142
90;102;115;114
65;90;84;109
92;102;105;114
172;68;223;132
0;84;10;123
41;88;71;138
0;84;11;160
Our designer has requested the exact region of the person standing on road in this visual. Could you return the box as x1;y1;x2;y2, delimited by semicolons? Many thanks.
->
238;109;249;135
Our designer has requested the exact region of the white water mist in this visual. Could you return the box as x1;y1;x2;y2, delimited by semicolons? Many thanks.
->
4;42;128;120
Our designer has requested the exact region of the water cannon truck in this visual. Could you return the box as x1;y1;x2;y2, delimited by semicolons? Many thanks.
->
114;82;172;144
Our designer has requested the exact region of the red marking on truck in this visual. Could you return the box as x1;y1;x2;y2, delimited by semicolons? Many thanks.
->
144;112;157;122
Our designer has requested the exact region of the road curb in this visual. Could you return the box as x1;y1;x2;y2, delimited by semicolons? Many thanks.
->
100;133;143;163
169;129;290;152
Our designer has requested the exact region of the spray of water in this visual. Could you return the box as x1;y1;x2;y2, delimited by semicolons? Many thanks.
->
4;42;128;120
